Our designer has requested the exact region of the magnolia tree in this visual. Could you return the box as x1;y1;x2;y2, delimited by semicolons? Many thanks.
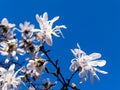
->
0;12;108;90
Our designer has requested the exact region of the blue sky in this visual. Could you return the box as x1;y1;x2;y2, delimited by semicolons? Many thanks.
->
0;0;120;90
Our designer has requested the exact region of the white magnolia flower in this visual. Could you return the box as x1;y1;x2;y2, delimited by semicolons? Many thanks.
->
27;58;47;76
33;12;67;46
0;39;25;63
41;78;57;90
19;21;34;38
0;64;23;90
1;18;15;28
19;38;39;54
70;43;108;83
0;18;16;39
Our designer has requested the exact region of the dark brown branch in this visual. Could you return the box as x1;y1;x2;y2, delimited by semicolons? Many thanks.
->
40;47;67;86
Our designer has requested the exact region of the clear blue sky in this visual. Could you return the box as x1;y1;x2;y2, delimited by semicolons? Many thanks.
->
0;0;120;90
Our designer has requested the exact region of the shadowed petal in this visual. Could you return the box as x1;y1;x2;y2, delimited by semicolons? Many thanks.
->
45;34;52;46
89;53;101;60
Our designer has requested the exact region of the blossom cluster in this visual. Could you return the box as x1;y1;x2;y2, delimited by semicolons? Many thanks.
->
70;43;108;83
0;12;107;90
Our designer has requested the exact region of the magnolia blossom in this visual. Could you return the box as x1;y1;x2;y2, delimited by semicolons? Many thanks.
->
0;39;25;63
70;43;108;83
41;78;57;90
19;21;34;38
19;38;39;54
27;58;47;76
0;18;16;39
0;64;23;90
33;12;67;46
1;18;15;28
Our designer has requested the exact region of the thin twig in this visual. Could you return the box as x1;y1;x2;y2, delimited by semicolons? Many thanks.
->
68;69;79;85
41;49;66;86
25;74;37;90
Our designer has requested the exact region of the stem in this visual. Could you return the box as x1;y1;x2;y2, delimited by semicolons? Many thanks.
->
41;49;66;86
68;69;79;85
25;74;37;90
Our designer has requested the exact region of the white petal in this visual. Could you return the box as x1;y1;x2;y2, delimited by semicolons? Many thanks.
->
89;53;101;60
25;21;30;27
14;55;18;60
69;61;78;71
57;25;67;29
79;69;88;78
31;29;40;32
5;59;9;63
50;16;59;26
0;51;8;56
51;16;59;23
1;18;15;28
95;74;100;80
43;12;48;21
57;29;64;38
90;73;94;83
0;67;6;73
5;54;10;63
8;23;15;28
89;60;106;67
12;51;16;57
52;32;60;37
89;68;99;83
77;43;80;49
35;72;41;76
53;25;67;31
45;34;52;46
27;61;34;70
36;14;40;23
2;83;9;90
9;64;15;71
94;68;108;74
17;48;25;55
71;49;75;55
19;23;23;29
71;49;77;58
14;67;24;77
